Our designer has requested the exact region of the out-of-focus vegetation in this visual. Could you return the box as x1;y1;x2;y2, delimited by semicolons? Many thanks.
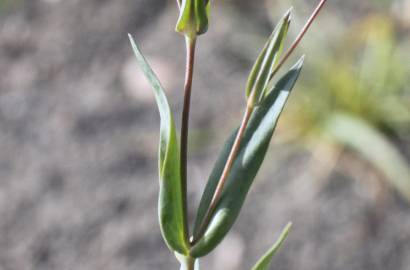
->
281;14;410;200
0;0;20;13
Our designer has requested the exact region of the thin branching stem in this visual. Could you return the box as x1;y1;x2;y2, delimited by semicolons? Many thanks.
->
192;103;254;244
269;0;328;81
192;0;328;244
181;37;197;243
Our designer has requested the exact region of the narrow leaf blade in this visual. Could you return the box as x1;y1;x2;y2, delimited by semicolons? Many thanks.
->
191;57;304;257
251;223;292;270
246;9;292;104
129;34;189;254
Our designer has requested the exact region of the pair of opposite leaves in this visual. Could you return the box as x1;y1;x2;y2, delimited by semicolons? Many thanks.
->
129;7;303;270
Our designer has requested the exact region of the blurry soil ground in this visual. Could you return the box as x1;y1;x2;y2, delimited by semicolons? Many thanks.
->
0;0;409;270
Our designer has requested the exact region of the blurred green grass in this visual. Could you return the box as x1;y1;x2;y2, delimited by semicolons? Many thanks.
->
280;13;410;200
0;0;21;14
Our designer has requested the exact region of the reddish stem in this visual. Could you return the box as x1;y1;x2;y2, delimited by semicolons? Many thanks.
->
181;37;197;242
192;0;328;245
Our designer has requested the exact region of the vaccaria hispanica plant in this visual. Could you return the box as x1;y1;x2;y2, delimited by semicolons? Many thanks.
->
128;0;327;269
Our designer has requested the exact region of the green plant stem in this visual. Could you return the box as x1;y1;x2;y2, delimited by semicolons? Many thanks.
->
192;0;328;244
181;36;197;241
178;255;197;270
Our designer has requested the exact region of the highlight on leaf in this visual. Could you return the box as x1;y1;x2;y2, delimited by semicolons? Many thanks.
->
189;57;304;258
129;0;328;268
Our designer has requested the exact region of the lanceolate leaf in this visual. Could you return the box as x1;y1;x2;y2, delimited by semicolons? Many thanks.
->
190;57;304;258
246;9;291;106
129;35;189;254
251;223;292;270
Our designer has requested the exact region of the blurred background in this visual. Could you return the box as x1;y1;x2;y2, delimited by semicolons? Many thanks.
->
0;0;409;269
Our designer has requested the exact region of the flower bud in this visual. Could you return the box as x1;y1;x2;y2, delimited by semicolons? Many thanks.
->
176;0;210;39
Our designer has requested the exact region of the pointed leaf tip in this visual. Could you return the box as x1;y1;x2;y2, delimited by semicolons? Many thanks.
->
296;54;305;68
190;59;303;258
251;222;292;270
284;6;293;21
245;9;292;106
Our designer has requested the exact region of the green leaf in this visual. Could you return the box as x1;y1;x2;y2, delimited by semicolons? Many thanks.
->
246;8;292;106
190;57;304;258
251;223;292;270
129;34;189;254
176;0;210;38
325;113;410;201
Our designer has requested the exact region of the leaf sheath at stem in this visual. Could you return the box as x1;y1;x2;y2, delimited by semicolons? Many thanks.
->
176;253;199;270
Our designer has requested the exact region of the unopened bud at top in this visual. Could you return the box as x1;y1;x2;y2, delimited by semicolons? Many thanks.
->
176;0;210;39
